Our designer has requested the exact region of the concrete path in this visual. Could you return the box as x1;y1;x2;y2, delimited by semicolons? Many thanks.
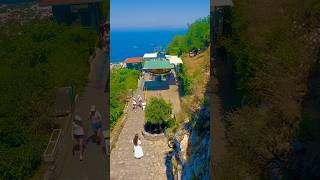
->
53;49;108;180
110;86;171;180
143;72;181;115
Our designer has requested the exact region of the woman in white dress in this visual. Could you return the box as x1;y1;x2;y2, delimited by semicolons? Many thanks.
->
133;134;144;159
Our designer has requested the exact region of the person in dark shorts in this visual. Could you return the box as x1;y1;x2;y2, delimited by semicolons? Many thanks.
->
72;115;85;161
88;105;103;145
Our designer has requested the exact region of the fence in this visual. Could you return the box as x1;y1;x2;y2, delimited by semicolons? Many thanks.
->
43;86;76;163
43;129;62;162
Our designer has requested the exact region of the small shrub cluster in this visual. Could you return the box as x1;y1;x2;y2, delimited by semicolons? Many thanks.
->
177;63;192;96
145;97;174;133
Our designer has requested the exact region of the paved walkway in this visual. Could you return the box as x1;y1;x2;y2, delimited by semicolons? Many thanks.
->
144;73;181;114
53;49;108;180
110;87;171;180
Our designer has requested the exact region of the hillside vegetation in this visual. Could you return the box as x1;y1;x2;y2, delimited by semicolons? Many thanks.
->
216;0;320;179
167;16;209;56
110;68;140;128
0;20;97;179
180;49;211;179
166;16;210;179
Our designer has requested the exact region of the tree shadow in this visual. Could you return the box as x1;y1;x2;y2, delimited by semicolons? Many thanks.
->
144;81;170;91
165;136;184;180
165;151;175;180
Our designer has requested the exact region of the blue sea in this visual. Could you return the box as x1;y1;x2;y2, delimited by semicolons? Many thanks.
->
110;28;187;63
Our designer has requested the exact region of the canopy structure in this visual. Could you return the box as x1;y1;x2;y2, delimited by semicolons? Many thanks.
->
143;52;158;59
143;60;174;74
166;55;183;65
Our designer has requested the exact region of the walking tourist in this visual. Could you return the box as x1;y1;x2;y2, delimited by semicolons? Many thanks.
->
88;105;103;145
142;102;146;111
133;134;144;159
72;115;85;161
138;95;143;108
132;98;137;112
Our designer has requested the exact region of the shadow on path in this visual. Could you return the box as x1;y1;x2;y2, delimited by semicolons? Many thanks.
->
52;49;108;180
165;151;174;180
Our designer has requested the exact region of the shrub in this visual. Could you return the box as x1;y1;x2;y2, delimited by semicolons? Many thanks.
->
145;97;173;128
165;118;177;129
177;63;192;96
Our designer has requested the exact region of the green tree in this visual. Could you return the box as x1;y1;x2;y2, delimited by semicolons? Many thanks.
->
167;16;210;55
145;97;172;128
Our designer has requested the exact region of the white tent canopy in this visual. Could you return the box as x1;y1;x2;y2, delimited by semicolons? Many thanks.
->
143;52;158;59
166;55;183;65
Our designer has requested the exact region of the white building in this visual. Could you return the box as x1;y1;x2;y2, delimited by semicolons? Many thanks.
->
143;52;158;60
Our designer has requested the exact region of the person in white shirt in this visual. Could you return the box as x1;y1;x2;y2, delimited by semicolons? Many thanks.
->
72;115;85;161
133;134;143;159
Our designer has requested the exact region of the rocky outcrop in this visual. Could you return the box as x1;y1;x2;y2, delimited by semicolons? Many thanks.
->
181;106;210;180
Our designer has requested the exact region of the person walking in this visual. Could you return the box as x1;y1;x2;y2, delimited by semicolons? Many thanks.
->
88;105;103;145
132;97;137;112
133;134;143;159
138;95;143;109
72;115;85;161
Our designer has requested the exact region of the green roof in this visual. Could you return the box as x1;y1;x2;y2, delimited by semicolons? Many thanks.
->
143;60;174;70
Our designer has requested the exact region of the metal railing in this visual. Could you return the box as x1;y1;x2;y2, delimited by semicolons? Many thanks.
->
43;129;62;162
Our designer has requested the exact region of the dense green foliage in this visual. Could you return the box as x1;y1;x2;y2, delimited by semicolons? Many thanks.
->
110;68;140;128
0;20;96;179
167;16;210;56
215;0;320;179
177;63;192;96
167;16;210;96
145;97;172;126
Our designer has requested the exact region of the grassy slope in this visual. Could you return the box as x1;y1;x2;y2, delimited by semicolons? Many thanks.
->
178;48;210;121
179;48;211;179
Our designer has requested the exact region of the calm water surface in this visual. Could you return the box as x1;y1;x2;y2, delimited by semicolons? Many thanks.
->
110;28;187;63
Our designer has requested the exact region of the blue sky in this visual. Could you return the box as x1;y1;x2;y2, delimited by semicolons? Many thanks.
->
111;0;210;29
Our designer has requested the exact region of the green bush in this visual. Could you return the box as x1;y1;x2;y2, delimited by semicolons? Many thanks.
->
145;97;173;127
177;63;192;96
165;117;176;129
110;68;140;128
